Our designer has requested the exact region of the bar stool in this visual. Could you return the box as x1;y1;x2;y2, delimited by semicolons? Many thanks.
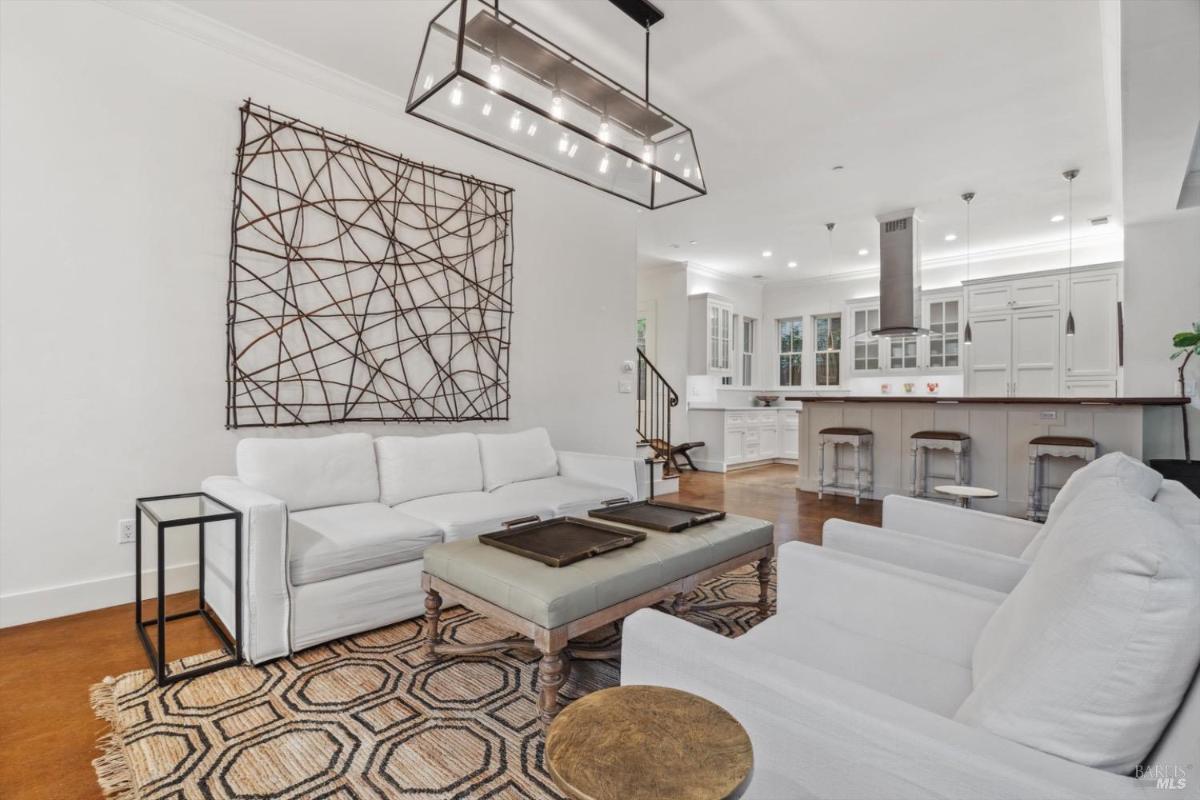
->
910;431;971;500
1028;436;1098;521
817;427;874;505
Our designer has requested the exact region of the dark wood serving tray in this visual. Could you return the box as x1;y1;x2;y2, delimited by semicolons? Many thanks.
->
587;499;726;533
478;516;647;567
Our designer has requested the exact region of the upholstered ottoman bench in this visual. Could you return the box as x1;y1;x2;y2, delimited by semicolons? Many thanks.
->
420;513;774;729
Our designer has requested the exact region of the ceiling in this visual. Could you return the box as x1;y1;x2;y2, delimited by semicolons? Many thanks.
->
179;0;1121;281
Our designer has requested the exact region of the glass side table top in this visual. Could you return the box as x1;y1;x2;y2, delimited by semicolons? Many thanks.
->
137;493;238;525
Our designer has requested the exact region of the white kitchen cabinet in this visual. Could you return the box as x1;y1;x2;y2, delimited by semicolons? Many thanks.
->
1012;309;1060;396
1010;275;1061;309
687;408;795;471
688;293;734;377
1065;378;1118;397
1065;272;1120;379
780;411;800;459
967;283;1013;313
965;314;1012;396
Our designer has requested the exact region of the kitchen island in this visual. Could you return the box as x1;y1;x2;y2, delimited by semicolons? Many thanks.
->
785;396;1186;515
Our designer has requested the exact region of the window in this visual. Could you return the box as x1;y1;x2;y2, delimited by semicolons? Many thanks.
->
852;308;880;371
927;299;960;368
777;317;803;386
888;335;918;370
814;314;842;386
741;318;756;386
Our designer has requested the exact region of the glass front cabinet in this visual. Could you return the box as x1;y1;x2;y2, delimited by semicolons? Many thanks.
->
846;290;964;377
687;293;736;377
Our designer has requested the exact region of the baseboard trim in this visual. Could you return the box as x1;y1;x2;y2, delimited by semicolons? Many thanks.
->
0;563;200;628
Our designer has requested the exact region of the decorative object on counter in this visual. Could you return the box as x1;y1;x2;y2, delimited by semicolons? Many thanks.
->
1062;169;1080;337
926;382;939;394
817;427;874;505
134;493;242;685
588;498;725;533
544;686;754;800
911;431;970;500
1027;435;1097;521
934;484;998;509
478;517;646;567
755;394;780;407
880;383;892;394
227;101;513;427
1152;322;1200;496
406;0;704;209
961;192;975;347
903;382;915;393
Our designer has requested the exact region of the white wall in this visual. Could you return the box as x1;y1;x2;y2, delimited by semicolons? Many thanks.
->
0;1;639;625
1122;212;1200;460
636;262;689;437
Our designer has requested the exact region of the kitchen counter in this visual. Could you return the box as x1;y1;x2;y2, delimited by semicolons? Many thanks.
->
787;396;1186;406
789;396;1179;514
690;405;801;411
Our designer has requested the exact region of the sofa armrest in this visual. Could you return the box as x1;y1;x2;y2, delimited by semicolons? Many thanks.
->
823;519;1031;593
620;609;1146;800
882;494;1041;557
556;451;641;500
778;541;1002;666
201;476;290;664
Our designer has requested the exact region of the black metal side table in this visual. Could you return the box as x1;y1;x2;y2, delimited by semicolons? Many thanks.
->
135;492;243;685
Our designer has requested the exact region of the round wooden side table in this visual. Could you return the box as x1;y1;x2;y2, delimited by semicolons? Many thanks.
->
544;685;753;800
935;484;999;509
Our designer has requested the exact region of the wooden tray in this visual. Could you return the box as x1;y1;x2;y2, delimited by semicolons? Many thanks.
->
587;499;726;532
478;517;647;567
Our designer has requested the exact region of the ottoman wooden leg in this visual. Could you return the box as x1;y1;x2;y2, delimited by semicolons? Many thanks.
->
538;650;567;730
756;557;772;616
424;589;443;655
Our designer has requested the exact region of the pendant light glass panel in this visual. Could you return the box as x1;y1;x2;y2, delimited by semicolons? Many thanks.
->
407;0;705;209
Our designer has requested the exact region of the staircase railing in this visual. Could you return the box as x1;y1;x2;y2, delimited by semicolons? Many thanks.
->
636;348;679;473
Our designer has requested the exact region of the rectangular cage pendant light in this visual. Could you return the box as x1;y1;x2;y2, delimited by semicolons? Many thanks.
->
406;0;706;210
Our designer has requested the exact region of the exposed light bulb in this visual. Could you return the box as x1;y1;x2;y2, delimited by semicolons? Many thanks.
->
481;102;492;116
550;90;564;120
683;168;691;178
598;155;610;174
488;57;502;89
598;117;610;143
422;75;434;91
625;158;633;168
654;172;661;183
673;152;681;162
508;111;521;132
526;122;537;136
568;143;578;158
558;134;569;153
641;140;654;164
449;82;463;106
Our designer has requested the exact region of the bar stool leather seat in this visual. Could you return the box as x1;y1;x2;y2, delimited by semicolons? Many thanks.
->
1029;435;1096;447
911;430;970;441
819;427;873;436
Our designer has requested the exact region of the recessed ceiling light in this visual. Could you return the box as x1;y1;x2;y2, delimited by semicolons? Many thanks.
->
858;249;869;256
762;250;772;257
787;261;797;268
1051;214;1065;222
944;233;958;242
689;240;698;245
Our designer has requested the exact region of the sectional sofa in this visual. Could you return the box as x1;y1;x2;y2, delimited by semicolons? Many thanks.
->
200;428;645;663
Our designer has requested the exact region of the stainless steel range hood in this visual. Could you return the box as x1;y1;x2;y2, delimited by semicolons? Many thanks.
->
871;208;928;337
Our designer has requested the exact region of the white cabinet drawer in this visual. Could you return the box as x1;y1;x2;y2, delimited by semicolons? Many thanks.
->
725;412;746;427
968;284;1012;313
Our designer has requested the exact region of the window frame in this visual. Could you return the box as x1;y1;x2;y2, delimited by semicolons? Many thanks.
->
741;316;756;387
777;316;804;387
813;312;843;387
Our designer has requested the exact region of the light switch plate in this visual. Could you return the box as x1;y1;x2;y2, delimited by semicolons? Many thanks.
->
1039;410;1058;422
618;379;633;394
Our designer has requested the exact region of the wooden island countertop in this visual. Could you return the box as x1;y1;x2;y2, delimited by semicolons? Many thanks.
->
786;396;1186;406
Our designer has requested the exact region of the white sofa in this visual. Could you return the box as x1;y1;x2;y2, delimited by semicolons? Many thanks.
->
200;428;644;663
823;452;1200;592
622;478;1200;799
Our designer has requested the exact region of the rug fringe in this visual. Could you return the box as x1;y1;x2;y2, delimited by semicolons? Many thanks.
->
90;678;138;800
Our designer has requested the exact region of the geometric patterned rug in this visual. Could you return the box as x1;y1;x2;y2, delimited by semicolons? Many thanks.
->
91;562;774;799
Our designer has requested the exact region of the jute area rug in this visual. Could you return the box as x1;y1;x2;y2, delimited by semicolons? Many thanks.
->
92;562;773;799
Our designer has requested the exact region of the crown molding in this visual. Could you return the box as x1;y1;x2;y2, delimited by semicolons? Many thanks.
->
98;0;407;116
685;261;766;287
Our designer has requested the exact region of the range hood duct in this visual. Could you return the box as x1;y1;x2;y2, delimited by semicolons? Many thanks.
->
871;208;927;337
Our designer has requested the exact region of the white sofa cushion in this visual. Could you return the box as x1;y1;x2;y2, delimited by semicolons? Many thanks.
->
958;479;1200;773
477;428;558;491
375;433;482;506
394;491;556;543
490;476;631;517
1154;479;1200;535
737;614;974;718
1021;451;1163;559
288;503;442;586
237;433;379;511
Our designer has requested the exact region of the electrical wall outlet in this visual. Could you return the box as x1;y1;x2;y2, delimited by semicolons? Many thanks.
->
1039;410;1058;422
117;518;135;544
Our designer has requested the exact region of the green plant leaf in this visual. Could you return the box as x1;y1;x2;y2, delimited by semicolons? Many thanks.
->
1173;331;1200;348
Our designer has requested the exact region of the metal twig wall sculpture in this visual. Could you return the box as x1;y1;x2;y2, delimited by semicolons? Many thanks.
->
227;101;513;428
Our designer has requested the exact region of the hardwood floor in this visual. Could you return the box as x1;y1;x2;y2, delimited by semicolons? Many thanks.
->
0;466;879;800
